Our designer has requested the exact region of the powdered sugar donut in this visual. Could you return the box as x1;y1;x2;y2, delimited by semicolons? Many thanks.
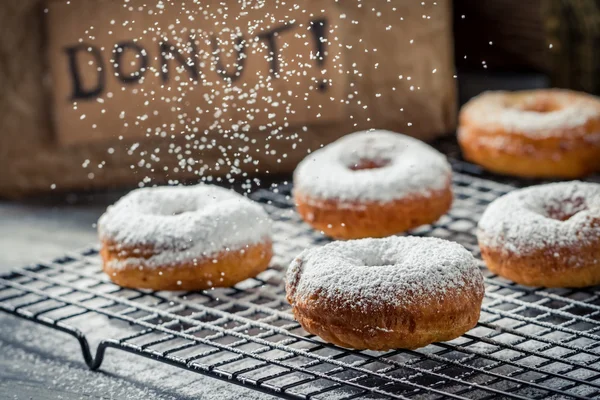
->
98;185;273;290
478;181;600;287
459;89;600;178
286;236;484;350
293;130;453;239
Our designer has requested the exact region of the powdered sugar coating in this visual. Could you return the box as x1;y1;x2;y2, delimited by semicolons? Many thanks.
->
293;130;452;203
460;89;600;139
477;182;600;257
98;185;272;269
286;236;483;311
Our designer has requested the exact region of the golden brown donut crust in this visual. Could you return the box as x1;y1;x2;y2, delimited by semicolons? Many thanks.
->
294;183;453;240
458;89;600;178
480;243;600;288
477;181;600;288
285;236;485;350
289;293;481;350
458;123;600;179
101;240;273;291
287;278;483;351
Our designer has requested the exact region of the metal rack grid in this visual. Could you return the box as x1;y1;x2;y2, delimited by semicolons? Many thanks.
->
2;170;600;399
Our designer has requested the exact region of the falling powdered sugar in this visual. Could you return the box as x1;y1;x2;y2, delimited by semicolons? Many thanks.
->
477;181;600;257
286;236;483;312
98;184;272;268
293;130;452;204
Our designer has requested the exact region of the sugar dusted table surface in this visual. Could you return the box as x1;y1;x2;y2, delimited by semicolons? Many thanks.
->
0;192;275;400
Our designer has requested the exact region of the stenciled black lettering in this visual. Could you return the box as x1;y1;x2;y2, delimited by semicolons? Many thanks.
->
211;35;246;82
309;18;328;91
64;44;105;100
159;39;199;83
257;23;295;77
113;41;148;84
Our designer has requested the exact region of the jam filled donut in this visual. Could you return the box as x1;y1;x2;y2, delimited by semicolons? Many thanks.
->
459;89;600;178
293;130;453;239
286;236;484;350
98;185;273;290
478;181;600;288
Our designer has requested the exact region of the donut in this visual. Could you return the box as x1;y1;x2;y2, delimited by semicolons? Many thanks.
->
478;181;600;288
458;89;600;179
98;185;273;290
286;236;484;350
293;130;453;239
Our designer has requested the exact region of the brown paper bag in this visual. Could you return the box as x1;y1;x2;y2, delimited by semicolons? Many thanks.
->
0;0;456;197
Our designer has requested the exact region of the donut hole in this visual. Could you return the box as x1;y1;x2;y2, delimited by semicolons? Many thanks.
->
513;98;563;113
152;204;198;216
348;158;391;171
360;255;397;269
544;197;588;221
162;205;199;216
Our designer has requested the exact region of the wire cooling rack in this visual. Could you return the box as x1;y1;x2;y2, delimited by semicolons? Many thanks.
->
2;168;600;399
